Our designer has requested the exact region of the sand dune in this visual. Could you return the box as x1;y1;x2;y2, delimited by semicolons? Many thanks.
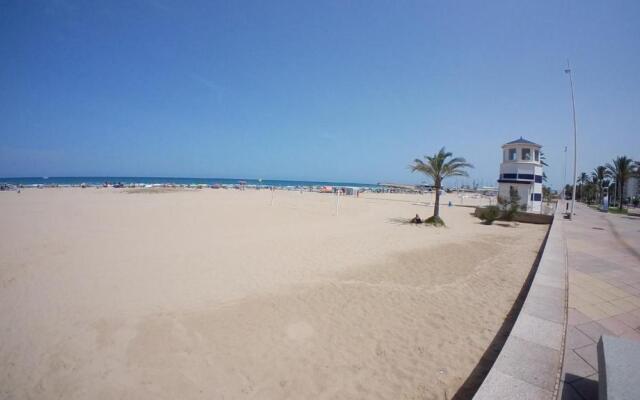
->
0;188;547;399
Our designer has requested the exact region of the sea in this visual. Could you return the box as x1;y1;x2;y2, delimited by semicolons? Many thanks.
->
0;177;379;189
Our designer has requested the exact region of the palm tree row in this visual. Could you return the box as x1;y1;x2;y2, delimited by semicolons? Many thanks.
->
575;156;639;208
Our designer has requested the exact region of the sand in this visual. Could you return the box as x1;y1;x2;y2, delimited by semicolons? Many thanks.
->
0;188;547;400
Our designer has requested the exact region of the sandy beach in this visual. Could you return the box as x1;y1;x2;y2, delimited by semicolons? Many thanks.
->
0;188;547;399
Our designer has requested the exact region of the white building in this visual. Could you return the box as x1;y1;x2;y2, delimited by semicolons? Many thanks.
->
498;137;544;212
624;176;639;200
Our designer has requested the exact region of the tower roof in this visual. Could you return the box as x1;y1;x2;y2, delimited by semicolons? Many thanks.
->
503;137;541;147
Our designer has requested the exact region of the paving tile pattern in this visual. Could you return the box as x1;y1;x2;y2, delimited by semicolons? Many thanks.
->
475;204;640;400
474;209;566;400
559;204;640;400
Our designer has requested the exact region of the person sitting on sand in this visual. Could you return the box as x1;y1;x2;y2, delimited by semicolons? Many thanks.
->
410;214;422;224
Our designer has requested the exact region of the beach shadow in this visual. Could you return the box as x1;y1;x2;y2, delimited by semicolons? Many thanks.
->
493;222;517;228
474;222;515;228
386;217;426;226
386;217;410;225
471;218;517;228
451;223;551;400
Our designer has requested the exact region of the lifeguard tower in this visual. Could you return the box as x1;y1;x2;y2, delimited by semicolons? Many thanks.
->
498;137;544;212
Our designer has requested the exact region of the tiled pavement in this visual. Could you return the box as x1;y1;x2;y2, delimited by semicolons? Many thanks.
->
559;203;640;400
474;206;567;399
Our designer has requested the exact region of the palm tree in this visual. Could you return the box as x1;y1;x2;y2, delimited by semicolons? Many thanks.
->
540;151;549;167
607;180;616;205
410;147;473;222
540;151;549;182
588;175;598;204
606;156;634;208
578;172;589;201
591;165;609;205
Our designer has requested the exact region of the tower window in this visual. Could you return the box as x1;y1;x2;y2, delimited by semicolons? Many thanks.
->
508;148;517;161
535;150;540;161
522;148;531;161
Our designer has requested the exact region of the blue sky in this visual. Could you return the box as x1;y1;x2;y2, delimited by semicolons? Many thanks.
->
1;0;639;189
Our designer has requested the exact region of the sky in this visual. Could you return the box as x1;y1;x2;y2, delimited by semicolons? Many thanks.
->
1;0;639;189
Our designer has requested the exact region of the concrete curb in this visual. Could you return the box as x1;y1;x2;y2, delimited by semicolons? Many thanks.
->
473;209;568;399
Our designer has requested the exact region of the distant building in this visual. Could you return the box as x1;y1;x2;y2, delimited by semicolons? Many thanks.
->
498;137;544;212
625;176;639;199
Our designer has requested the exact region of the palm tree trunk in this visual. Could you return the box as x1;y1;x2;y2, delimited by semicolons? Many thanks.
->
601;180;604;205
434;186;440;217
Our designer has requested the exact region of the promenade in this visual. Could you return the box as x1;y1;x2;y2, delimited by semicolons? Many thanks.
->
560;203;640;399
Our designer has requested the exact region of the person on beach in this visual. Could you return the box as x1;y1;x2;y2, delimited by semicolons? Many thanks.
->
410;214;422;223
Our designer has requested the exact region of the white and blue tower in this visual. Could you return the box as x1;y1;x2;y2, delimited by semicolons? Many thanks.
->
498;137;544;213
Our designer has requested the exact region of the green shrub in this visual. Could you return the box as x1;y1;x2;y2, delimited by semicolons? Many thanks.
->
498;186;521;220
424;215;445;226
479;205;500;225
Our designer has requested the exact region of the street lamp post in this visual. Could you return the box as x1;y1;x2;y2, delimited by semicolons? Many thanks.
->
564;61;578;219
563;145;567;203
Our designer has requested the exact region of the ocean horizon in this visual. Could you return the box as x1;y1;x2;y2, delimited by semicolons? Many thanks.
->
0;176;379;188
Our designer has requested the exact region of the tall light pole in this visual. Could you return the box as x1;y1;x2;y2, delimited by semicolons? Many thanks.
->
563;145;567;200
564;61;578;219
